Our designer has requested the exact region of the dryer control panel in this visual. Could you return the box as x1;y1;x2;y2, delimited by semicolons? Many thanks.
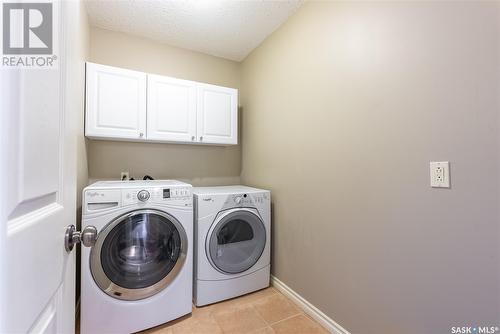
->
222;192;270;208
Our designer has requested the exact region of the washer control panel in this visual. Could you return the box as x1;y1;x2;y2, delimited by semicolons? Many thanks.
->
84;182;193;214
122;186;192;206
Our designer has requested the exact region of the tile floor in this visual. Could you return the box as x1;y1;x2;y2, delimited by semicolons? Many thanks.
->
140;287;328;334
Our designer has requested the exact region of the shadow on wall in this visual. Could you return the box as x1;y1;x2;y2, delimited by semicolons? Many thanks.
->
237;106;244;174
270;201;276;275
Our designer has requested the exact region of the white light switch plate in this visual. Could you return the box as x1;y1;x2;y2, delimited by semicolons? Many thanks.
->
430;161;450;188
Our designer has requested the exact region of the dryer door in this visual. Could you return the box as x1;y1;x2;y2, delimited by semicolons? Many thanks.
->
207;208;266;274
90;209;187;301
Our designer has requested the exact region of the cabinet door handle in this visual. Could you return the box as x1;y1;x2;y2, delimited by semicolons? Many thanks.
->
199;136;203;141
139;132;144;137
191;136;195;141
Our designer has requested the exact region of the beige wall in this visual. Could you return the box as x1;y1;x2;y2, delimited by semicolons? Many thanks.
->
87;27;241;185
241;2;499;334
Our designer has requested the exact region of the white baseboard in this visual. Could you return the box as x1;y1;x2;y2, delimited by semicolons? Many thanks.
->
271;276;350;334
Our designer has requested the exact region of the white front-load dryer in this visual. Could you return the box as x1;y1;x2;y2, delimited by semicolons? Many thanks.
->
193;186;271;306
81;180;193;334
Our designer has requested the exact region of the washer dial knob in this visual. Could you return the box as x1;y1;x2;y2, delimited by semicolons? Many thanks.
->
137;190;150;202
234;196;242;204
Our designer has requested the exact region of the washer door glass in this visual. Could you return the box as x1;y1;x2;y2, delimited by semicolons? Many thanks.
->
91;210;187;300
208;210;266;274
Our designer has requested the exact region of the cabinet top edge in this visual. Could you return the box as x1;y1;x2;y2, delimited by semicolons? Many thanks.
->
85;61;238;91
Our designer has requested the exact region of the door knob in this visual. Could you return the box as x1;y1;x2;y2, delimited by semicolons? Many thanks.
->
65;225;97;252
139;132;144;137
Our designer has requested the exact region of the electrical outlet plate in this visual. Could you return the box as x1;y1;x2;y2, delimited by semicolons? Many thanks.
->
430;161;450;188
121;171;129;181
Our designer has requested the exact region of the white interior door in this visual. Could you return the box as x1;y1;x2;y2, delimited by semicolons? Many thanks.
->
196;83;238;145
85;62;147;140
147;74;197;143
0;2;77;333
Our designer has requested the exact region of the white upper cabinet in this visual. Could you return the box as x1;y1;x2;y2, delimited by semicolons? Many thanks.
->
147;74;197;143
85;62;238;145
85;63;147;140
197;83;238;145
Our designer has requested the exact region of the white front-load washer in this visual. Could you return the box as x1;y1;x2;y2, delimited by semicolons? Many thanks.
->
193;186;271;306
81;180;193;334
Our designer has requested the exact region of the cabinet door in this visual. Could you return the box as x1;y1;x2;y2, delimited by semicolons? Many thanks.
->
196;83;238;145
85;62;147;140
147;75;197;143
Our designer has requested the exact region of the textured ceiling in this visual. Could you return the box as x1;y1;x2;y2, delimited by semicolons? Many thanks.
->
84;0;303;61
